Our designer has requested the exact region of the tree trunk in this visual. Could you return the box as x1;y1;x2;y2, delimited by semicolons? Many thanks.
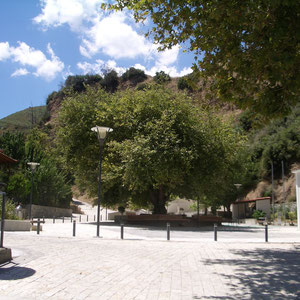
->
150;186;167;214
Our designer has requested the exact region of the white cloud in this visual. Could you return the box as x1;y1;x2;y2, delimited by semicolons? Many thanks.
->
80;13;153;59
0;42;12;60
11;68;29;77
34;0;102;31
0;41;64;81
33;0;191;78
77;59;126;76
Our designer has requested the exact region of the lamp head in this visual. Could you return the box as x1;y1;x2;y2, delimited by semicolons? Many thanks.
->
91;126;113;142
27;162;40;171
234;183;242;189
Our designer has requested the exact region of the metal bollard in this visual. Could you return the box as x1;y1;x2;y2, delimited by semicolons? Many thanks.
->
79;215;81;222
120;223;124;239
87;215;89;222
0;192;6;248
37;218;40;235
62;216;64;223
43;216;45;223
265;224;268;242
167;223;170;240
73;220;76;237
53;216;55;224
214;223;218;241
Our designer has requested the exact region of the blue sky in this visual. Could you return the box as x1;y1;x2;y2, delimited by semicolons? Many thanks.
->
0;0;195;119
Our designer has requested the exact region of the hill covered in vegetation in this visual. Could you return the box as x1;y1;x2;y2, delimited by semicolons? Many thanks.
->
0;106;47;134
1;67;299;217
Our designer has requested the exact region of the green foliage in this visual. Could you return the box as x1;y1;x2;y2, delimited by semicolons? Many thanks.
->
57;86;245;213
0;106;46;133
136;83;149;91
0;128;72;208
33;158;72;208
0;196;19;220
65;75;102;93
249;104;300;179
121;67;147;86
252;210;266;220
177;77;192;91
101;70;119;92
0;132;25;161
111;1;300;118
7;172;30;203
153;71;171;84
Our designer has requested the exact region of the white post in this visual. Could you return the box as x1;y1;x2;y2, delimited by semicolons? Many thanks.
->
292;170;300;230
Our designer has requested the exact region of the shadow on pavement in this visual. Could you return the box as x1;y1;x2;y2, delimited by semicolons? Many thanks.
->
0;263;36;280
82;222;262;233
202;247;300;299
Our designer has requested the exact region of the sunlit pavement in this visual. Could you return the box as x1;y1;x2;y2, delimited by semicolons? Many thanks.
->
0;222;300;299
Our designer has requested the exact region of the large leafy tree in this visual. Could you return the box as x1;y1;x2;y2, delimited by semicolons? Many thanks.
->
57;86;245;213
110;0;300;118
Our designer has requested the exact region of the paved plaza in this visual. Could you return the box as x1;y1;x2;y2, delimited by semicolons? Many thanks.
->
1;221;300;300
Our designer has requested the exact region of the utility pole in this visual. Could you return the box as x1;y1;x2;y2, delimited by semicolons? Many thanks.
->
282;160;286;225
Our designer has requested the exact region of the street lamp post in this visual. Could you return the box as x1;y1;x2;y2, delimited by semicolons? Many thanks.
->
27;162;40;220
234;184;242;224
91;126;113;237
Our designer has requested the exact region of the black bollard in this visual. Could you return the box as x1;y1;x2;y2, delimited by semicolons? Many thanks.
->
73;220;76;237
214;223;218;241
0;192;6;248
53;216;55;224
121;223;124;239
37;218;40;235
167;223;170;240
62;216;64;223
265;224;268;242
43;216;45;223
87;215;89;222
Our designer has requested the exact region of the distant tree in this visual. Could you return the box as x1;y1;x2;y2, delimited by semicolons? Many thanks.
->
121;67;147;86
65;75;102;93
101;70;119;92
153;71;171;84
57;86;245;213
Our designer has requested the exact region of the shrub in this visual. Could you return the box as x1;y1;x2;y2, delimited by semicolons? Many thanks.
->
0;197;19;220
252;210;266;219
177;77;194;91
136;83;149;91
101;70;119;92
121;68;147;86
153;71;171;84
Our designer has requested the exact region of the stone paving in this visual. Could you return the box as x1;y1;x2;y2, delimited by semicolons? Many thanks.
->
1;222;300;300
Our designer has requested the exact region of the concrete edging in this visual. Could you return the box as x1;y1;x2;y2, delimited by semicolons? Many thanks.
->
0;247;12;264
0;220;32;231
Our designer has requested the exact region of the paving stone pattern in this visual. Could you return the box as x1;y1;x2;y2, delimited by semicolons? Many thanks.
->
0;224;300;300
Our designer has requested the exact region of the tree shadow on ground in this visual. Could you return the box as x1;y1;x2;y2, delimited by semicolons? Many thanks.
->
0;262;35;280
201;246;300;299
85;222;261;233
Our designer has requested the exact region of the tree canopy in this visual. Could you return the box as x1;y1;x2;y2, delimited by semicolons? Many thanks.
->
110;1;300;118
57;86;245;213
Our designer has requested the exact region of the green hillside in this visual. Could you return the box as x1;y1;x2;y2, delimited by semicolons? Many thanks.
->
0;106;46;133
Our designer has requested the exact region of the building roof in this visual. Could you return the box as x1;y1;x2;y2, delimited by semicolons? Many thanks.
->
0;150;18;164
234;197;271;204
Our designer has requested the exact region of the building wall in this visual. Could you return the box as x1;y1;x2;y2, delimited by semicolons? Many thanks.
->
21;204;72;218
256;199;271;217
